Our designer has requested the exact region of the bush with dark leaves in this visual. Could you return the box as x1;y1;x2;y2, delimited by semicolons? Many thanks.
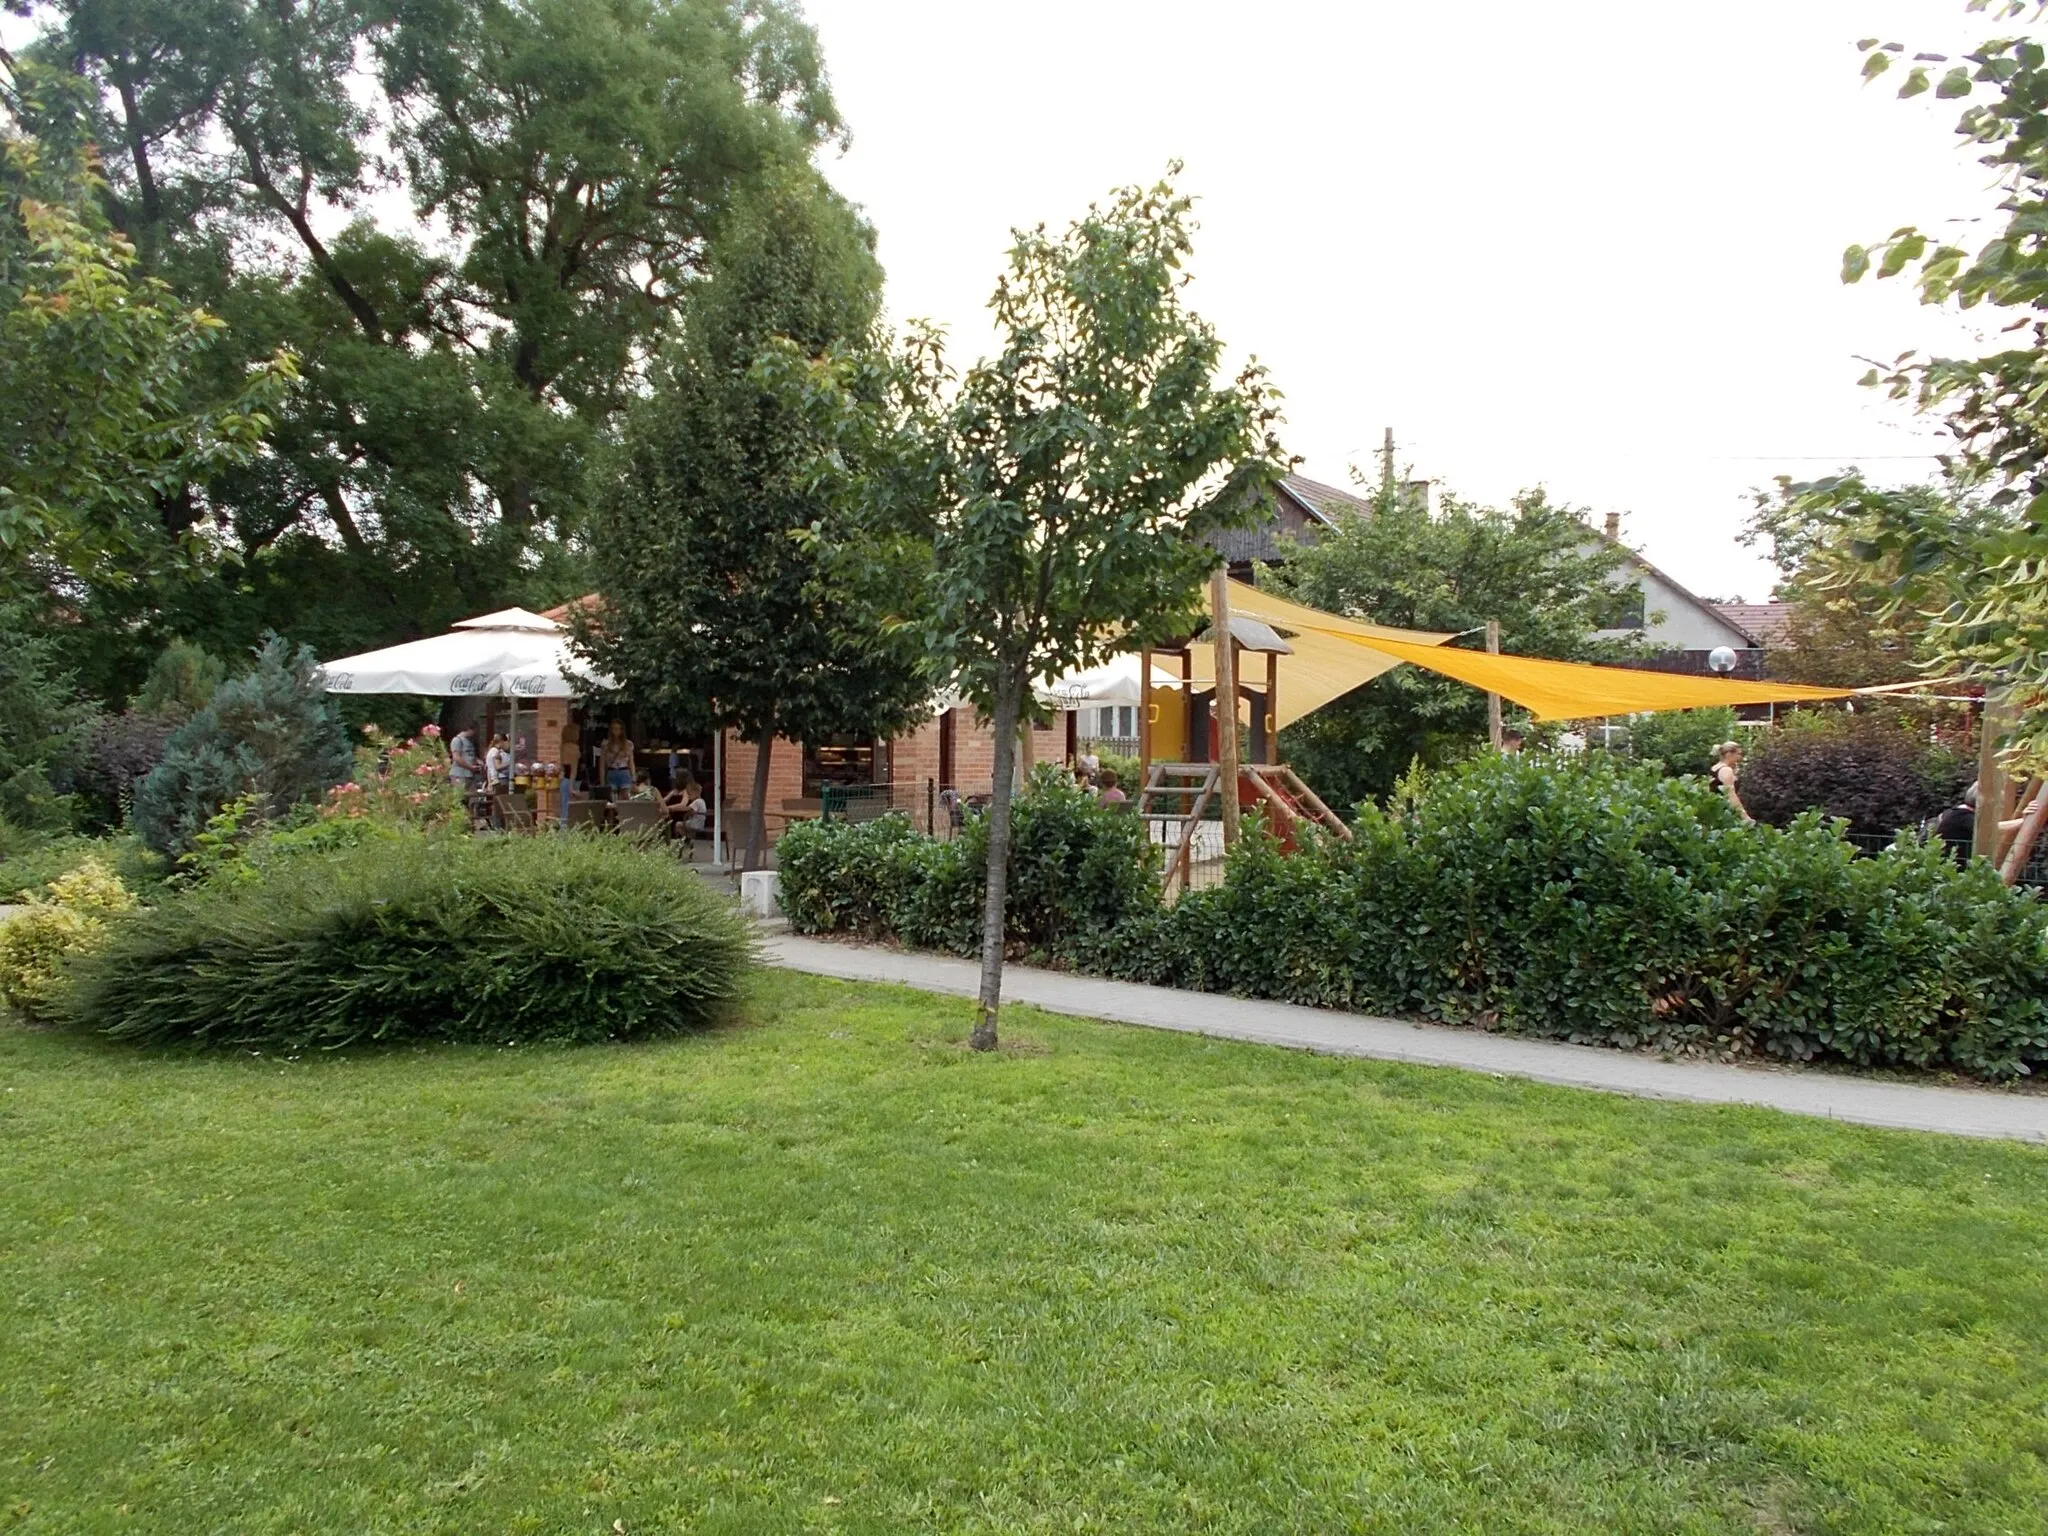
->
1743;713;1966;839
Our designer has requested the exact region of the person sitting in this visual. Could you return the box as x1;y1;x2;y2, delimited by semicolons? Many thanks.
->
627;772;660;803
1096;768;1128;807
664;777;710;838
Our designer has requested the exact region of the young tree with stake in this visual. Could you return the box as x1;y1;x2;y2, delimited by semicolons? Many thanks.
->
898;171;1286;1049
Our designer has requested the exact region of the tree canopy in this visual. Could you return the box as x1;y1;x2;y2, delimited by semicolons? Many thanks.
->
10;0;840;698
1802;4;2048;758
584;167;932;868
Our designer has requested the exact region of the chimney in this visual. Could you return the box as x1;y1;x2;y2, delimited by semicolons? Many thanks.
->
1603;511;1621;541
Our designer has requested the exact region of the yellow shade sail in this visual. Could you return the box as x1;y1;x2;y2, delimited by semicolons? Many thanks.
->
1310;631;1865;722
1176;581;1458;730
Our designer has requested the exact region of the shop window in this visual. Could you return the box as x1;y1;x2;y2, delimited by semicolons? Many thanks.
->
804;736;876;796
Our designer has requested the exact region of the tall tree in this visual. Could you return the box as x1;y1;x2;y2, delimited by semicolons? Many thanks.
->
1;56;292;607
1810;6;2048;758
1273;485;1635;805
13;0;838;695
584;169;931;869
819;171;1286;1050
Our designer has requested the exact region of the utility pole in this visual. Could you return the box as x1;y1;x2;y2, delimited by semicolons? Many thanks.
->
1379;426;1395;495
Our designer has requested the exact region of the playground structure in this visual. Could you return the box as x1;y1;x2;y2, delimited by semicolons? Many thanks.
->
1136;572;1357;891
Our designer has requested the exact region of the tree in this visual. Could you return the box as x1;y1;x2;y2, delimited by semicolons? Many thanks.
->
584;169;932;870
1;57;292;607
1272;485;1637;805
132;636;351;856
1807;8;2048;760
827;171;1285;1050
12;0;839;695
0;603;96;830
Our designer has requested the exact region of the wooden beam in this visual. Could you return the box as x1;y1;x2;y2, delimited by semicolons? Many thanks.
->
1485;619;1503;750
1212;568;1240;849
1138;644;1153;785
1974;694;2008;863
2000;778;2048;886
1265;650;1279;765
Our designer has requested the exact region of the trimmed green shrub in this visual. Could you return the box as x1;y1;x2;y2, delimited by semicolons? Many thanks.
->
0;829;165;903
777;768;1161;960
132;637;352;858
60;832;754;1049
0;859;136;1022
782;753;2048;1079
1620;706;1737;777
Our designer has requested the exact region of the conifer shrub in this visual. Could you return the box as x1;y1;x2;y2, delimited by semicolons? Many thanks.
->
60;833;754;1049
132;637;352;857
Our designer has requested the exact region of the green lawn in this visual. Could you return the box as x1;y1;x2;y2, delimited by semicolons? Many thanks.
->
3;973;2047;1535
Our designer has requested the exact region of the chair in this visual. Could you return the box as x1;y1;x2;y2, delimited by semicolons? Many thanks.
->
611;800;666;842
564;798;609;832
492;792;537;832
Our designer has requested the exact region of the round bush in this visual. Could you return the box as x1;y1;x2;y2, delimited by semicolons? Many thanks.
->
60;833;755;1049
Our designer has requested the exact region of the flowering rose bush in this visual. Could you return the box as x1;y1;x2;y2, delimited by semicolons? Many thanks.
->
323;725;460;828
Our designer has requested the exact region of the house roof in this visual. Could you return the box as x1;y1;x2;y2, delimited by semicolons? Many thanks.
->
1713;601;1796;649
1277;472;1373;525
1596;529;1761;648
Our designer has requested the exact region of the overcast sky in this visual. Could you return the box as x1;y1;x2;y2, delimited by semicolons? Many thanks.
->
799;0;2007;600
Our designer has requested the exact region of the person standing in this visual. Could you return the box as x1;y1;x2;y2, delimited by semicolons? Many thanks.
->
600;720;636;796
449;725;481;793
1711;741;1753;823
484;732;511;792
1934;783;1978;866
1096;768;1128;807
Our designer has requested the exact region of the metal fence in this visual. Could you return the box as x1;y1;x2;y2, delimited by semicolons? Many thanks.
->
816;779;994;841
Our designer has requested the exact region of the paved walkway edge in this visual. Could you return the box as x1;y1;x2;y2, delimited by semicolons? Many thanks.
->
760;931;2048;1144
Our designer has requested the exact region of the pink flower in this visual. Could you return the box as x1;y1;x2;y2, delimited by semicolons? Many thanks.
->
420;723;442;739
413;762;439;777
408;791;431;803
334;782;362;796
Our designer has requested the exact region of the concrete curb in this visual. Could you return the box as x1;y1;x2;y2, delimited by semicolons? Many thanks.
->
759;931;2048;1144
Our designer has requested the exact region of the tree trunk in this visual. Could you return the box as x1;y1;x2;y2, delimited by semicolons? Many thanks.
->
972;678;1024;1052
745;733;773;873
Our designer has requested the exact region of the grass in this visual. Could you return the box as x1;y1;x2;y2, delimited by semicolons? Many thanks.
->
3;971;2047;1534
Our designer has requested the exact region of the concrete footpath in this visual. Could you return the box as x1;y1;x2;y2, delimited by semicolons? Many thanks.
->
760;930;2048;1144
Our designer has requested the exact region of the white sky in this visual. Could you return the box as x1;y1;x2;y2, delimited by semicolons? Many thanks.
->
799;0;2010;600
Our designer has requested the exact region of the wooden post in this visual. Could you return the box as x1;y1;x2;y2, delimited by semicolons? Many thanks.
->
1974;693;2009;864
1211;568;1241;848
1137;646;1153;780
1265;650;1280;765
1485;619;1503;751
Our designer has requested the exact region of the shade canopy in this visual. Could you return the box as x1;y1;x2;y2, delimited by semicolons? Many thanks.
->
1309;632;1864;721
319;610;616;698
1177;582;1458;729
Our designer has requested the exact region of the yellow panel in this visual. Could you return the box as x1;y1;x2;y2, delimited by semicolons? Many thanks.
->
1147;677;1188;761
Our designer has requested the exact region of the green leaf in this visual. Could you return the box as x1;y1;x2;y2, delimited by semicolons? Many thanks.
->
1936;66;1974;98
1842;245;1871;282
1863;51;1893;81
1897;65;1931;98
1877;232;1927;278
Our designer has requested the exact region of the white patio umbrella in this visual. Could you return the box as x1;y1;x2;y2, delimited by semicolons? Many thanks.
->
317;607;614;699
319;608;619;812
1037;652;1181;710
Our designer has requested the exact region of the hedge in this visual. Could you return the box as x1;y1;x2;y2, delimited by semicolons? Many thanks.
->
779;755;2048;1079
